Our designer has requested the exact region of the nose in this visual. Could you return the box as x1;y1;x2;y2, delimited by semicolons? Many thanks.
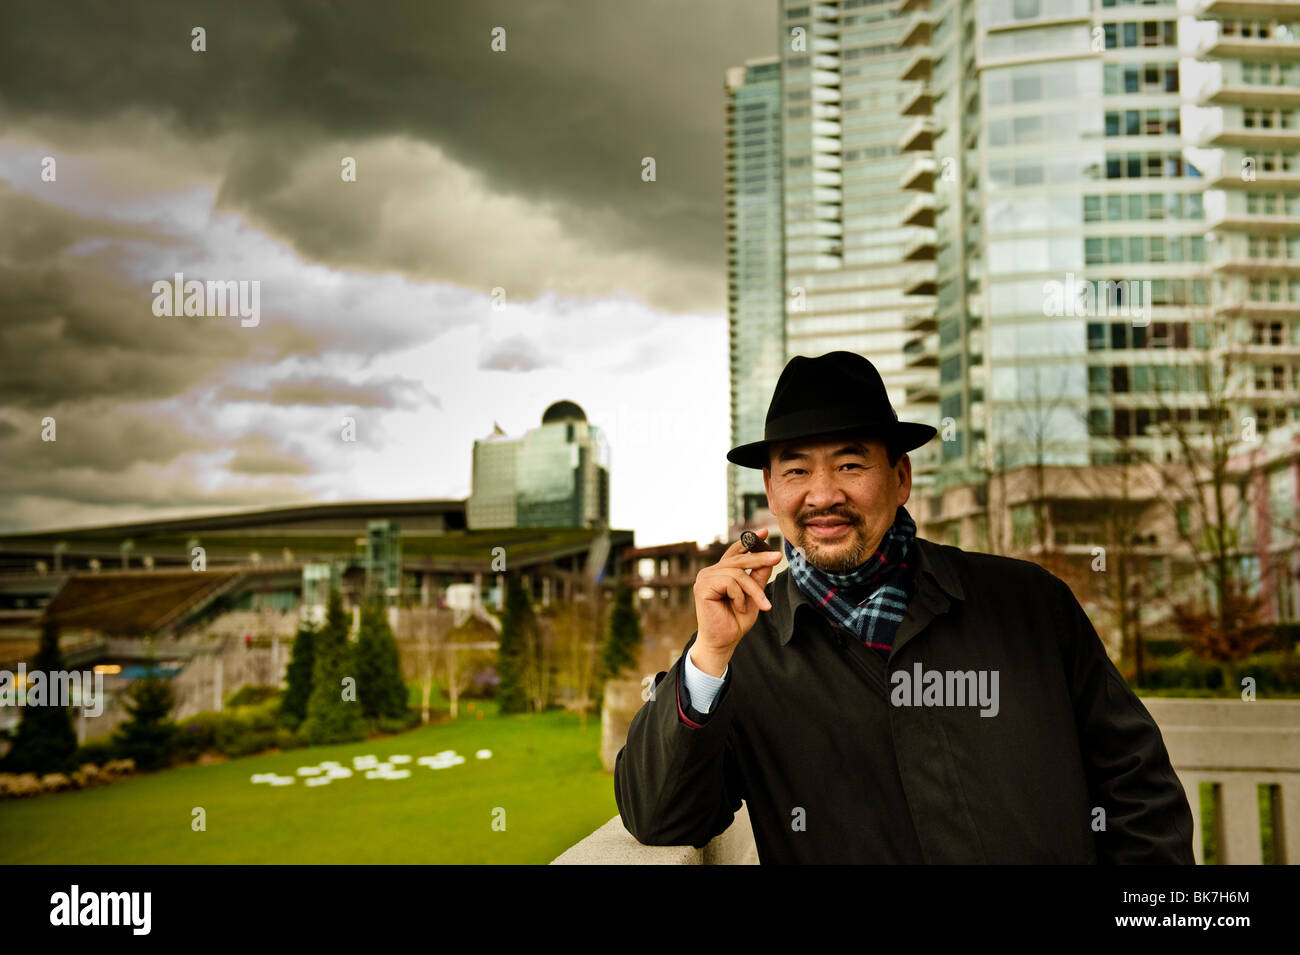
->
803;465;848;511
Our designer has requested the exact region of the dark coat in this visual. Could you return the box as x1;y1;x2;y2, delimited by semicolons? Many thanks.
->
613;537;1195;864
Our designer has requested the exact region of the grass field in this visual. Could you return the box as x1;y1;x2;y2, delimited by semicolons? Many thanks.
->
0;705;617;864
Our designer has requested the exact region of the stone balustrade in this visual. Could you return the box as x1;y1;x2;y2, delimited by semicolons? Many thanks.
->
556;696;1300;865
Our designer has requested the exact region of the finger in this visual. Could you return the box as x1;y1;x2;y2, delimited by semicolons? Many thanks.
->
724;568;772;612
726;577;747;614
750;558;778;591
720;535;751;560
723;550;784;571
698;569;739;604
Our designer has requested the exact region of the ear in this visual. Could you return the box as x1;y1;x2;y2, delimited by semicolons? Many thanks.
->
896;453;912;506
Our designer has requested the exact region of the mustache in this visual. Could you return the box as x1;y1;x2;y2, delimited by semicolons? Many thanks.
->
800;511;859;525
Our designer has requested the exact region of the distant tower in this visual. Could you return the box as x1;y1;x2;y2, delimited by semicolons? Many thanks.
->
363;520;403;605
467;401;610;530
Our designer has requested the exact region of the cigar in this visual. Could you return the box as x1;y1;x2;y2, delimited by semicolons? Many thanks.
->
740;530;770;553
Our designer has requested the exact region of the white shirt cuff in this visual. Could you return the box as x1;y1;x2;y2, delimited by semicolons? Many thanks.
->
683;647;729;714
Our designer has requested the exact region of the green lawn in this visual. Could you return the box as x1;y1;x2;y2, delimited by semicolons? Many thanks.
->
0;707;616;864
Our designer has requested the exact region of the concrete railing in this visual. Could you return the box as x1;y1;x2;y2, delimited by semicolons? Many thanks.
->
1148;698;1300;865
551;803;759;865
555;697;1300;865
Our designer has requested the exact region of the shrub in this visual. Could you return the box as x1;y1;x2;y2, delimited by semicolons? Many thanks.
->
602;583;643;680
274;727;305;750
226;685;280;708
280;621;317;729
172;713;220;764
2;619;79;775
303;589;364;744
74;739;119;767
111;673;178;771
1136;650;1300;695
374;710;421;734
173;698;300;762
496;575;536;714
355;602;408;721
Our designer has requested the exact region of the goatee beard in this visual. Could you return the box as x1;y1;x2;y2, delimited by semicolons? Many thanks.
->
799;525;868;573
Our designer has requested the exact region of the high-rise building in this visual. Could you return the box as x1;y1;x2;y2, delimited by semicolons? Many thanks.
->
905;0;1212;494
1193;0;1300;438
725;56;786;530
727;0;1267;548
467;401;610;530
779;1;941;489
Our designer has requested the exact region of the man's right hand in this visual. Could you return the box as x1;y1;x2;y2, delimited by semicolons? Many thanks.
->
690;528;783;676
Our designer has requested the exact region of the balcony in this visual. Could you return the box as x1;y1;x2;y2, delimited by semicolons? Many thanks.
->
906;380;940;405
898;13;932;48
899;117;935;153
900;85;933;117
1198;75;1300;109
904;307;937;333
1208;167;1300;190
1195;0;1300;19
1215;299;1300;318
900;155;937;192
1200;116;1300;149
903;333;939;367
1195;27;1300;60
903;233;937;260
1235;339;1300;360
902;268;937;296
1207;207;1300;234
900;49;932;82
1210;255;1300;275
901;193;936;228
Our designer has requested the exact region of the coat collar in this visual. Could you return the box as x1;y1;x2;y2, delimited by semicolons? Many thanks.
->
771;536;964;647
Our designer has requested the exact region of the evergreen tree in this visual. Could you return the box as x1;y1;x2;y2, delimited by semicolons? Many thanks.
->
280;619;317;729
3;618;79;774
495;575;535;714
355;601;408;721
602;583;643;680
302;588;364;745
112;670;178;771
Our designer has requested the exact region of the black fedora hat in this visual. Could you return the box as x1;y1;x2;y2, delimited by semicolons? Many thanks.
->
727;351;937;470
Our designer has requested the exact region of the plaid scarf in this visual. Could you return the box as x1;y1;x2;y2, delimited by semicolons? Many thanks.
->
784;505;917;659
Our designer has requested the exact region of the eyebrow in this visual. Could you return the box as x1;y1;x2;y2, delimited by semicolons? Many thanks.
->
776;443;871;464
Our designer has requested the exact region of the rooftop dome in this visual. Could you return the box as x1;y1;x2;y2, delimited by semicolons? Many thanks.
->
541;400;587;425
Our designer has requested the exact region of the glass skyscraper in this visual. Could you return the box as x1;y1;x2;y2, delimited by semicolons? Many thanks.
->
1194;0;1300;437
779;0;941;488
905;0;1210;492
467;401;610;530
725;0;1297;543
725;57;787;530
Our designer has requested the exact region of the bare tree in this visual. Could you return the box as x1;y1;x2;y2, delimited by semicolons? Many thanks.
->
1148;326;1274;677
398;606;449;724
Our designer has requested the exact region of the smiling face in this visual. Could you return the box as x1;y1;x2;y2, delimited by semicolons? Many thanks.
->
762;431;912;573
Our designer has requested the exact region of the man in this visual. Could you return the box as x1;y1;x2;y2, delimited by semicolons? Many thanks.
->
614;351;1194;863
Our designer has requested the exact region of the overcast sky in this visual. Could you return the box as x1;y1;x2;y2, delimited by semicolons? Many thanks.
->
0;0;777;547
